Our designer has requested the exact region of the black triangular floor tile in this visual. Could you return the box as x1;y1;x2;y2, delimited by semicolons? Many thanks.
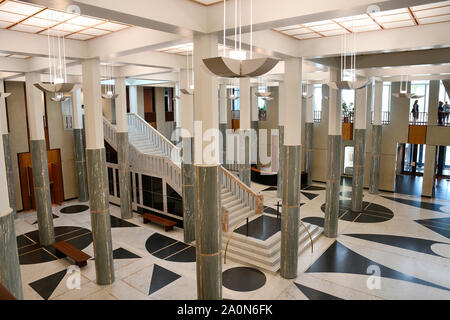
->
149;264;181;295
306;241;449;292
110;215;139;228
294;283;343;300
415;219;450;239
113;247;141;260
301;192;319;200
28;269;67;300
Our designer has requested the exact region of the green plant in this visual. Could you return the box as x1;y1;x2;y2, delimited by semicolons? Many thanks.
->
342;102;354;118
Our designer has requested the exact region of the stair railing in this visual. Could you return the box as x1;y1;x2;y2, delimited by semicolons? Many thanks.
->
223;214;258;264
299;219;314;254
221;166;263;216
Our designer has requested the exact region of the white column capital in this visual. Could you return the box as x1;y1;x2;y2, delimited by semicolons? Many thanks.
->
115;77;128;133
25;72;45;141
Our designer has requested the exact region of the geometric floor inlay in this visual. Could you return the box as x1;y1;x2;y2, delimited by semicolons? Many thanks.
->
320;200;394;223
414;218;450;239
223;267;266;292
294;283;343;300
28;269;67;300
235;215;280;241
60;205;89;214
149;264;181;295
145;233;196;263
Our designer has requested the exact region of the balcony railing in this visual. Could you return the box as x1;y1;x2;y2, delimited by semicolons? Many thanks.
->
370;111;390;125
313;110;322;123
409;112;428;125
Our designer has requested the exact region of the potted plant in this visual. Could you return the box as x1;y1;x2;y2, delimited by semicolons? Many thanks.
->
342;102;354;123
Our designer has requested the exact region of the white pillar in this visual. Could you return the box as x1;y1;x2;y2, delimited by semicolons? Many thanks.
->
373;81;383;126
219;84;227;125
251;86;259;122
278;82;286;128
239;78;251;130
129;85;138;115
180;69;194;137
115;77;128;133
72;87;83;130
355;87;367;130
82;58;104;149
284;59;302;145
305;84;314;124
25;73;45;140
0;80;8;135
328;70;342;136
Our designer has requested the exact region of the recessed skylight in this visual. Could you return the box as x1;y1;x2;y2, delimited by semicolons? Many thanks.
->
98;21;128;31
66;33;96;40
10;24;44;33
0;10;26;22
34;9;76;21
0;1;43;16
23;17;56;28
81;28;111;36
69;15;105;27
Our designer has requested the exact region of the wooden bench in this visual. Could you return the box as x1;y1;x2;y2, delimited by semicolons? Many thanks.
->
0;283;16;300
52;241;92;267
143;213;177;232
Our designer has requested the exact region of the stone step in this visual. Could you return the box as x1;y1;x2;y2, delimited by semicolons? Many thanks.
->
228;210;255;229
222;198;241;208
226;202;245;213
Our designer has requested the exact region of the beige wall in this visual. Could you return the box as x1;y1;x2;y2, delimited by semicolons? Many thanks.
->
4;80;78;211
155;87;174;141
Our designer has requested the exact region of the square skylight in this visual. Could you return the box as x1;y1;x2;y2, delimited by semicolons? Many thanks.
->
0;20;13;28
0;10;26;22
52;22;86;33
68;15;105;27
0;1;43;16
303;19;333;27
41;29;71;37
284;28;310;35
413;6;450;18
411;1;450;11
10;24;44;33
8;54;30;59
370;8;409;17
418;14;450;24
97;21;128;31
294;33;321;39
309;23;340;32
382;20;415;29
340;18;375;28
351;24;381;32
320;29;349;36
374;13;412;23
0;52;10;57
274;25;301;31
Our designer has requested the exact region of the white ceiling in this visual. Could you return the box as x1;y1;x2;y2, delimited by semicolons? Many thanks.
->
0;0;131;46
274;0;450;40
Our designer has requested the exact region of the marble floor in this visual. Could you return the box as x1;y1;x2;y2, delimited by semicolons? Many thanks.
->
13;180;450;300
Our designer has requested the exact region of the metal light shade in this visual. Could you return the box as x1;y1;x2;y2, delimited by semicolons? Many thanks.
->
202;57;279;78
102;92;119;100
50;93;70;102
0;92;11;98
327;80;370;90
262;96;274;101
228;94;239;100
173;95;181;101
180;88;194;95
34;82;76;94
302;93;313;99
255;91;271;98
392;93;424;99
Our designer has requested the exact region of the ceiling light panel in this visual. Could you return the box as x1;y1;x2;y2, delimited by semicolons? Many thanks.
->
274;25;301;31
97;21;128;31
35;9;75;21
351;24;381;32
0;20;13;28
81;28;111;36
340;18;375;28
418;14;450;24
413;6;450;18
374;13;412;23
334;14;371;22
68;15;105;27
0;1;43;15
52;22;85;32
294;33;322;39
382;20;415;28
9;24;44;33
41;29;71;36
284;28;310;35
0;10;26;22
66;33;95;40
411;1;450;11
309;23;340;32
370;8;408;17
303;19;333;27
8;54;30;59
320;29;349;36
22;17;56;28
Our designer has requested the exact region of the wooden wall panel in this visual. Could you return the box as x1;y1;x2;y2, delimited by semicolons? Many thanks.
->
342;123;353;141
409;125;427;145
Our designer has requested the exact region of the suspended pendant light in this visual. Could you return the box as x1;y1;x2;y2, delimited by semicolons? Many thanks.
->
0;92;11;98
102;63;119;100
227;78;239;100
328;19;369;91
302;82;313;99
50;92;70;102
35;16;75;96
255;76;272;97
392;75;423;99
181;51;194;95
203;0;278;78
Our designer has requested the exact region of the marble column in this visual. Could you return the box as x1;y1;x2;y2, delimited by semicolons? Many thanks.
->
369;81;383;195
219;83;227;163
280;58;302;279
115;77;132;219
25;72;55;246
0;132;23;299
193;33;221;300
324;69;342;238
277;82;285;198
0;80;17;219
352;86;367;212
72;87;89;202
304;84;314;186
82;58;115;285
180;68;195;243
238;77;251;187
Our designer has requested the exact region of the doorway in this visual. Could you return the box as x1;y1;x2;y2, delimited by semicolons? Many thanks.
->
401;143;426;176
435;146;450;200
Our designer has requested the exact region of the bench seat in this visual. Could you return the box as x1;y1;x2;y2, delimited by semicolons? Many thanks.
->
52;240;92;267
143;213;177;232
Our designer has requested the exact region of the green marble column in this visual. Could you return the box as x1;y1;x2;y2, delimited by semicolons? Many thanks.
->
305;122;314;186
238;130;251;187
352;129;366;212
324;135;342;238
277;126;285;198
369;125;382;195
194;164;222;300
74;129;89;202
0;209;23;299
86;148;115;285
3;134;17;218
182;137;195;243
280;145;301;279
30;139;55;246
117;132;132;219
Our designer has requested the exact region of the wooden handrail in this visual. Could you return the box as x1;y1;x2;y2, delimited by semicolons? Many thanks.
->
221;166;258;197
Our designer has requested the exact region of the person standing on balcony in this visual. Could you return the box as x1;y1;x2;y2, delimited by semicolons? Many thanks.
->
438;101;445;126
411;100;419;123
444;101;450;124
